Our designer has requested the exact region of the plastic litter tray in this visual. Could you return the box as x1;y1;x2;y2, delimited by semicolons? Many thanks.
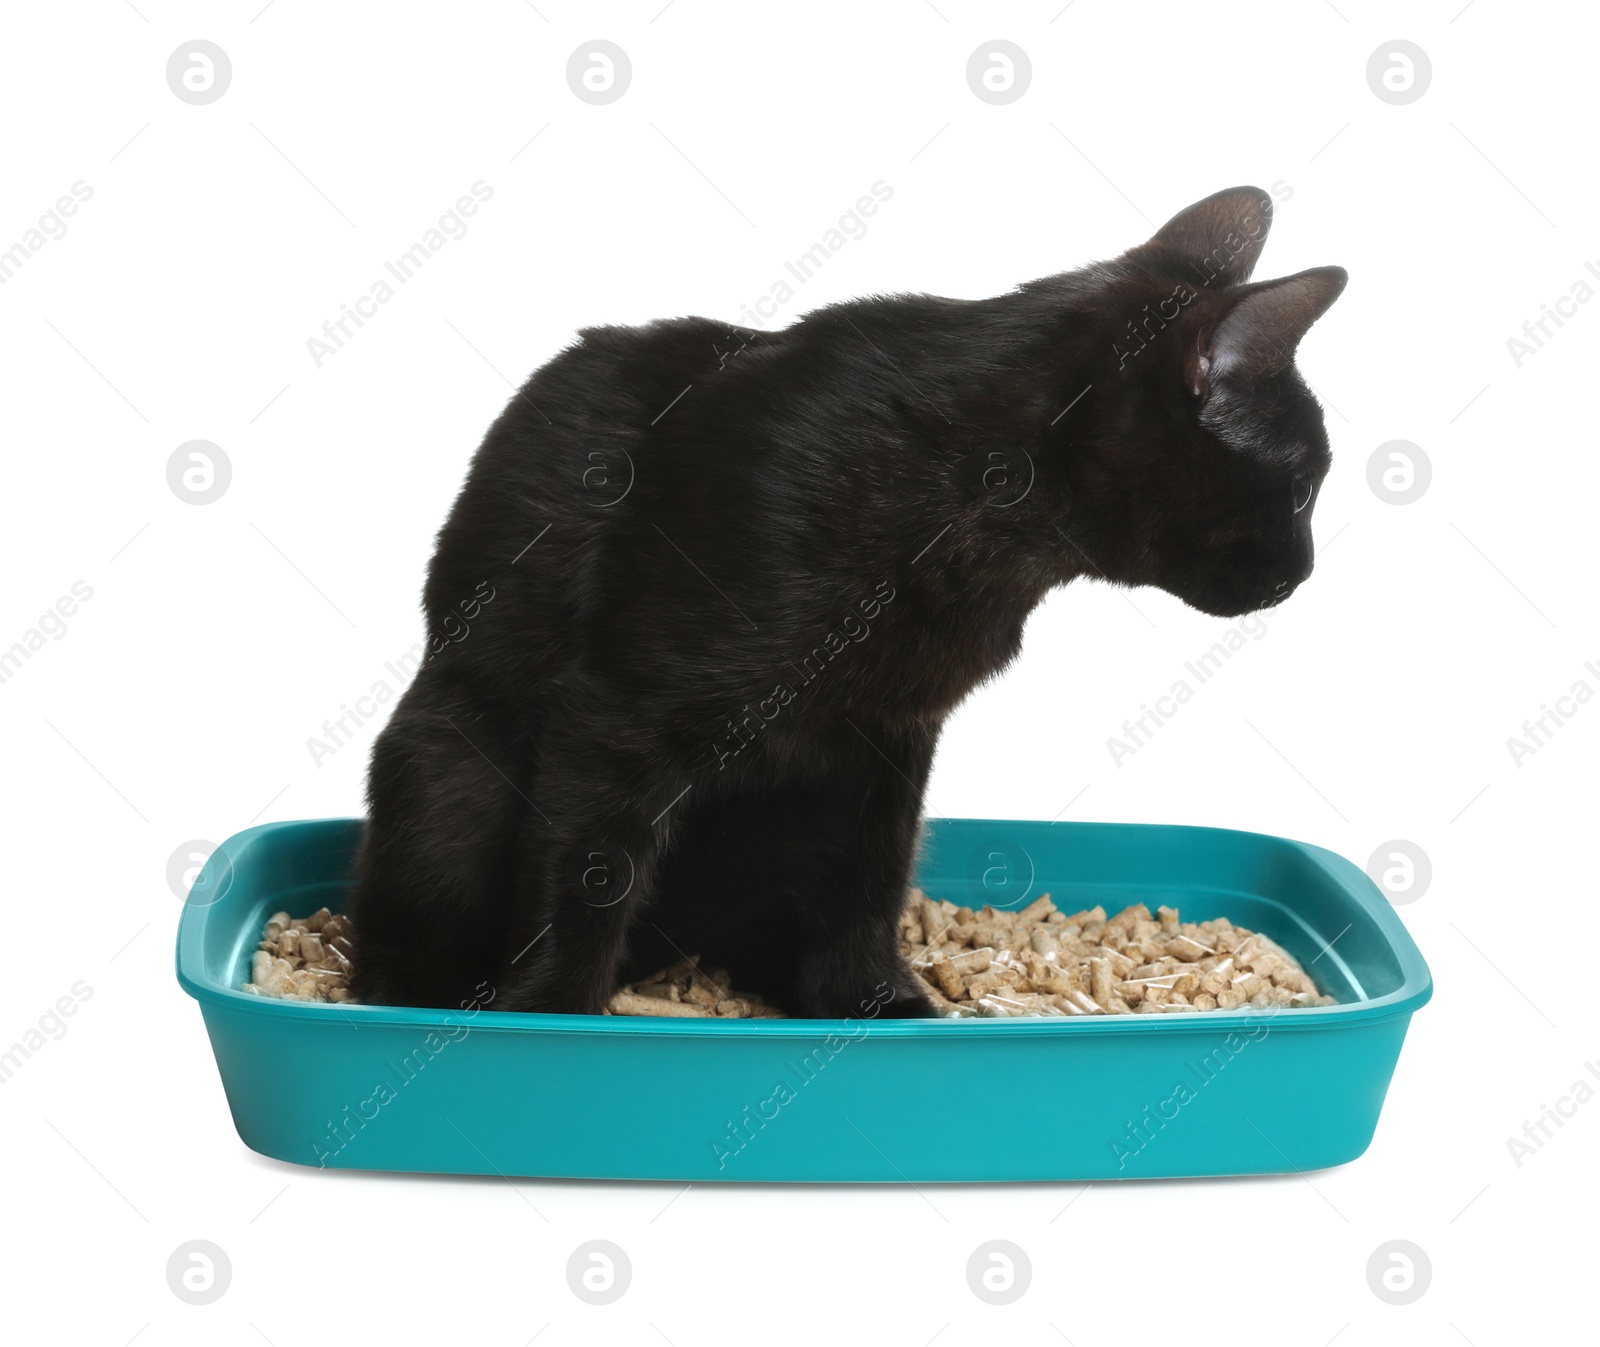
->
177;817;1431;1182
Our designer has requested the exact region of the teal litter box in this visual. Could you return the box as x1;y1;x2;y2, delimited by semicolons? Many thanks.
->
176;817;1431;1182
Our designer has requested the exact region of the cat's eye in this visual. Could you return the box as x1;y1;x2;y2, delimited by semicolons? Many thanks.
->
1292;476;1313;513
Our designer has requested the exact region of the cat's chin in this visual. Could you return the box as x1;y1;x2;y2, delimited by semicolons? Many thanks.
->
1176;592;1290;620
1159;574;1303;619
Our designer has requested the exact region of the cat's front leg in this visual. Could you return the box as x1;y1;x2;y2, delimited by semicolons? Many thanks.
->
787;721;941;1020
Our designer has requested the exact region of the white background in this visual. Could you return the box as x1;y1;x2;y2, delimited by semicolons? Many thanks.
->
2;1;1594;1342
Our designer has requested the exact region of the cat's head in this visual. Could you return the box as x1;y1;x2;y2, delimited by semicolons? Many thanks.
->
1064;186;1346;619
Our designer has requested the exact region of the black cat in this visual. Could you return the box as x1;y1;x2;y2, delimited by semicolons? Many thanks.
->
348;185;1346;1018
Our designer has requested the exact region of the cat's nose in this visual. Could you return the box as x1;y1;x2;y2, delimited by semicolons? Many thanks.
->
1285;546;1315;590
1263;568;1306;608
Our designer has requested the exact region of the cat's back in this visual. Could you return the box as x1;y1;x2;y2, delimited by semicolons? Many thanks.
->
543;313;775;430
425;315;795;676
438;298;955;598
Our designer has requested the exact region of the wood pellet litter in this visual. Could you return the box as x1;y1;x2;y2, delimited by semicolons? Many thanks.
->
241;908;356;1002
607;959;787;1019
898;890;1336;1017
239;892;1335;1017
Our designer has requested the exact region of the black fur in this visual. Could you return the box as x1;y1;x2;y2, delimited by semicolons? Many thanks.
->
348;185;1346;1017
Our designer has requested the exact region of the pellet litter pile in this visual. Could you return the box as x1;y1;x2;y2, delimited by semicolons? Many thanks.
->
607;962;787;1019
898;890;1336;1017
240;891;1336;1016
242;908;356;1002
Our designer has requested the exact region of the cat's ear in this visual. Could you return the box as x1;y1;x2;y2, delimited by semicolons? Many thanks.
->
1185;266;1348;395
1141;186;1275;288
